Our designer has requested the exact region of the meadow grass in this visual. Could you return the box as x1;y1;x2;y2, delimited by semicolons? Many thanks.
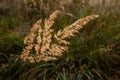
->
0;1;120;79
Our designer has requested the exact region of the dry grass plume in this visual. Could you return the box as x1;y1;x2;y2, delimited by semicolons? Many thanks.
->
20;10;99;63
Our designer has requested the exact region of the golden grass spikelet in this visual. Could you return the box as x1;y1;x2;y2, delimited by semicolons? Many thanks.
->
54;15;99;41
20;10;99;63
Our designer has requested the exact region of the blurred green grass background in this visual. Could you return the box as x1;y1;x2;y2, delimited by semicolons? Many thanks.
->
0;0;120;80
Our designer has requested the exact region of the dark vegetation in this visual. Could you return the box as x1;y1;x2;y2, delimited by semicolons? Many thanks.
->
0;0;120;80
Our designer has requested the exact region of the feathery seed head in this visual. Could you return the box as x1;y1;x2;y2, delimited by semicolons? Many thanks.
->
20;10;99;63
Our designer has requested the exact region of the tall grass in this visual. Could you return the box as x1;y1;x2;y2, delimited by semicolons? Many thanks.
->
1;10;120;80
0;0;120;80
